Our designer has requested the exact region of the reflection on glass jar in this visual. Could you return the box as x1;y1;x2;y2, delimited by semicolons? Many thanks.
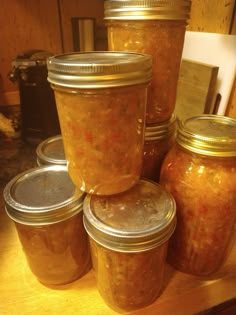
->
160;115;236;276
4;165;91;285
104;0;191;123
142;115;176;182
83;179;176;313
47;52;152;195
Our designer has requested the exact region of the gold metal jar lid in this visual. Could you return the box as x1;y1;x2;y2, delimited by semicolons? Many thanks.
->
83;179;176;252
145;114;176;141
4;165;85;225
104;0;192;21
36;135;66;166
47;51;152;88
176;115;236;157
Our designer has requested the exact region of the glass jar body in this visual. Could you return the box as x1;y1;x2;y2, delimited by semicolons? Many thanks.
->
15;212;91;285
106;20;186;123
52;85;147;195
160;144;236;276
142;134;175;182
89;237;168;313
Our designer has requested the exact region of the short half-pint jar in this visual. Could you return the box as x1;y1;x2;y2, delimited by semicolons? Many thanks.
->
3;165;91;285
47;51;152;195
83;179;176;313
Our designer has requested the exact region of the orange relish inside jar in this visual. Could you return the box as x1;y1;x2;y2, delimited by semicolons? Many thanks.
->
104;0;191;123
83;179;176;313
142;115;176;182
47;51;152;195
160;115;236;276
4;165;91;285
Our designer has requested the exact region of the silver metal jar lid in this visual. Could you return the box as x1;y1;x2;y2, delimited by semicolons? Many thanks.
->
47;51;152;88
36;135;66;166
176;115;236;157
104;0;192;21
145;114;177;141
4;165;85;225
83;179;176;252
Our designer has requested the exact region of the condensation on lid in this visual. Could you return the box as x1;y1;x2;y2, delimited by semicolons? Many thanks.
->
83;179;176;252
3;165;85;225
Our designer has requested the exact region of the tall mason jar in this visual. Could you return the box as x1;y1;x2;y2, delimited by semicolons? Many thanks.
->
160;115;236;276
104;0;191;123
47;52;152;195
4;165;91;285
83;179;176;313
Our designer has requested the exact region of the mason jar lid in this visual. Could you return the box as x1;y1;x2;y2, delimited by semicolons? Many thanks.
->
83;179;176;252
145;114;176;141
104;0;191;21
4;165;85;225
176;115;236;157
36;135;66;166
47;51;152;88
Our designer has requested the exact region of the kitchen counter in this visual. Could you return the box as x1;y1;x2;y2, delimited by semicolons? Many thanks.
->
1;138;236;315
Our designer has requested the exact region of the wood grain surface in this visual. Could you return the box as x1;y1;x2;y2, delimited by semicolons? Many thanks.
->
175;59;219;121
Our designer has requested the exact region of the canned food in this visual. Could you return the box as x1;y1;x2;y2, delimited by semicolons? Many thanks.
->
47;51;152;195
160;115;236;276
4;165;91;285
142;115;176;181
36;134;66;166
104;0;191;123
83;179;176;312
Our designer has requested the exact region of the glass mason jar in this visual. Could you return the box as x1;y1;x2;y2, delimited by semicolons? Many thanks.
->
160;115;236;276
4;165;91;285
47;52;152;195
36;134;66;166
83;179;176;313
104;0;191;123
142;115;176;182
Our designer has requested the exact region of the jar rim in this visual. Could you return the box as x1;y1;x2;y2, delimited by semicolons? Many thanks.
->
83;180;176;252
104;0;192;21
36;135;67;166
4;165;85;225
145;114;176;141
176;115;236;157
47;51;152;89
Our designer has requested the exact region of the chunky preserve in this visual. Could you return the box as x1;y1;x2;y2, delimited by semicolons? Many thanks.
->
83;179;176;312
47;51;152;195
4;165;91;285
104;0;191;123
160;115;236;276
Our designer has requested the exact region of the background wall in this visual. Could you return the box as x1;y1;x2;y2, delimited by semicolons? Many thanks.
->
0;0;235;115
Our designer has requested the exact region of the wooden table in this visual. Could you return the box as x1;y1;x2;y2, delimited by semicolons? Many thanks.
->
1;196;236;315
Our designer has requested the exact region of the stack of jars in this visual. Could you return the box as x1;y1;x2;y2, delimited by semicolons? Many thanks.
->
4;51;176;313
3;1;236;314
